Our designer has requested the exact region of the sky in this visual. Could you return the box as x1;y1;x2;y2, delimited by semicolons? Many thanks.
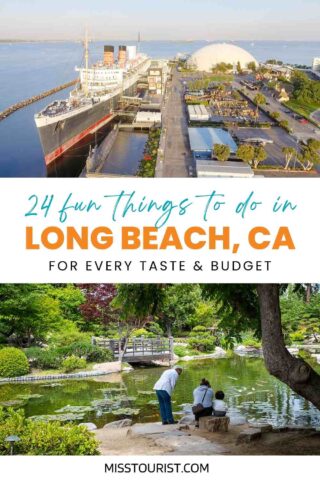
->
0;0;319;41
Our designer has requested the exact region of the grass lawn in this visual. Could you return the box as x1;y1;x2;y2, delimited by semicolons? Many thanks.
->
286;99;320;119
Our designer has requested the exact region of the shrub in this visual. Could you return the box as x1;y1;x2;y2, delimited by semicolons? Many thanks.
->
188;337;216;352
58;341;113;363
131;328;155;338
242;338;262;349
48;321;91;348
174;345;189;357
0;408;99;455
188;327;216;353
147;322;164;336
25;347;63;370
0;348;29;378
289;331;305;343
61;356;87;373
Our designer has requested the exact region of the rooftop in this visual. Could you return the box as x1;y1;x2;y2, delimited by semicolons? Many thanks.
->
196;159;254;178
188;127;238;153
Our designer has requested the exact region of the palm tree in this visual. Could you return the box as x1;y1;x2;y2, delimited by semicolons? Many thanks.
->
253;93;266;123
282;147;297;170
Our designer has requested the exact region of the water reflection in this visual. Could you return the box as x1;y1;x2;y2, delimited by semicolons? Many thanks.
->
0;356;319;428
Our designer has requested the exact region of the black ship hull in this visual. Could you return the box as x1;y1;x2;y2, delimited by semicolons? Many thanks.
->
37;84;136;166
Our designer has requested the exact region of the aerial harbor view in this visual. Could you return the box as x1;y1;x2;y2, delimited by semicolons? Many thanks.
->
0;2;320;178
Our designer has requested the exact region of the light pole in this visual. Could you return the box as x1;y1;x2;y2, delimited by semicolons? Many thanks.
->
5;435;21;455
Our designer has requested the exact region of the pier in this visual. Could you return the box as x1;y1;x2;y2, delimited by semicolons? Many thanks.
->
93;337;174;364
0;79;78;121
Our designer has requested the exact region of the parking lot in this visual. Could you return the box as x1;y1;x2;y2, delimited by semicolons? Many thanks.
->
230;126;300;167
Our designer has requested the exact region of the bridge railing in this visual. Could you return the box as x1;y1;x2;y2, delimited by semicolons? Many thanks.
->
92;336;174;360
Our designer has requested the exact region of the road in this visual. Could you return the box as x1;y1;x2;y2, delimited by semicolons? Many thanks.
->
161;68;193;177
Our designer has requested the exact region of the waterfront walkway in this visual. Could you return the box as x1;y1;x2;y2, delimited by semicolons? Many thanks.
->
161;68;193;177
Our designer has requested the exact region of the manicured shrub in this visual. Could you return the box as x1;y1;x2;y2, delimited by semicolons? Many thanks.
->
174;345;188;357
147;322;164;336
25;347;63;370
61;356;87;373
0;348;29;378
58;341;113;363
131;328;155;338
0;408;99;455
188;327;216;353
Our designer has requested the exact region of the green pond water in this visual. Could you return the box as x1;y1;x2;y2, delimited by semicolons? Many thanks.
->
0;356;319;428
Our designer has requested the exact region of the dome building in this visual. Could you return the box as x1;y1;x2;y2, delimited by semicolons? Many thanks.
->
188;43;258;72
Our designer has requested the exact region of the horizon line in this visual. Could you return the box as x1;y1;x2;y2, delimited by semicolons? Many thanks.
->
1;38;320;43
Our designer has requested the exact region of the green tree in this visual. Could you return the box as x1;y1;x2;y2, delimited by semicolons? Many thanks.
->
212;62;233;74
112;284;166;361
253;146;267;168
161;284;203;334
236;61;243;75
0;285;64;346
247;61;257;72
203;284;320;410
270;111;281;120
237;144;255;165
297;139;320;171
213;144;231;162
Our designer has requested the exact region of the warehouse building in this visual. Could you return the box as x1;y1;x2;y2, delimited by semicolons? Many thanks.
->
188;127;237;159
196;160;254;178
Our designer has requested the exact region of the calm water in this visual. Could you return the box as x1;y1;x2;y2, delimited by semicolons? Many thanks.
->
0;40;320;177
100;131;147;176
0;356;319;428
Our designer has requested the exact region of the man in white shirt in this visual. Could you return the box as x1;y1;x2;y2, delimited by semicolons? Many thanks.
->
153;366;183;425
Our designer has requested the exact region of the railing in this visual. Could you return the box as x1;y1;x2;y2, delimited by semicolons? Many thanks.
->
92;336;174;362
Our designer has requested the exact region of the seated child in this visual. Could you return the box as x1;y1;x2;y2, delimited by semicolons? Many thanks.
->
213;390;228;417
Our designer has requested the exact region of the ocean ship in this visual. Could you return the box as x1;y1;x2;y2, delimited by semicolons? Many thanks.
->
35;36;151;166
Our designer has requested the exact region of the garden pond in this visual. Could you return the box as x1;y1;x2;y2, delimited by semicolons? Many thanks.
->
0;355;319;428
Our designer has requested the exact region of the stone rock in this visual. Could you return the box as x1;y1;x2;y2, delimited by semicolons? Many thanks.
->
272;426;288;433
178;415;195;425
199;416;230;432
79;422;98;431
234;345;262;357
249;423;273;433
214;347;227;357
236;428;262;444
103;419;133;429
178;425;190;431
128;423;179;436
92;361;122;373
287;347;299;355
229;415;247;426
311;354;320;364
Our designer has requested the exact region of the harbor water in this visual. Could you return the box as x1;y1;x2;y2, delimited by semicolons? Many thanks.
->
1;40;320;177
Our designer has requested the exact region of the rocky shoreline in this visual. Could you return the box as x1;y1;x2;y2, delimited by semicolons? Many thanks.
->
90;417;320;456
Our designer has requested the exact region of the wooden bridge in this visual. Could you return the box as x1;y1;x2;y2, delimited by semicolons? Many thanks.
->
92;336;174;364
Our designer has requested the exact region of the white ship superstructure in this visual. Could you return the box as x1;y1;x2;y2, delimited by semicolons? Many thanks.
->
35;40;150;165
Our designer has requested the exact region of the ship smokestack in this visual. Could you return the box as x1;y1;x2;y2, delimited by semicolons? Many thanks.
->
104;45;114;66
118;45;127;67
